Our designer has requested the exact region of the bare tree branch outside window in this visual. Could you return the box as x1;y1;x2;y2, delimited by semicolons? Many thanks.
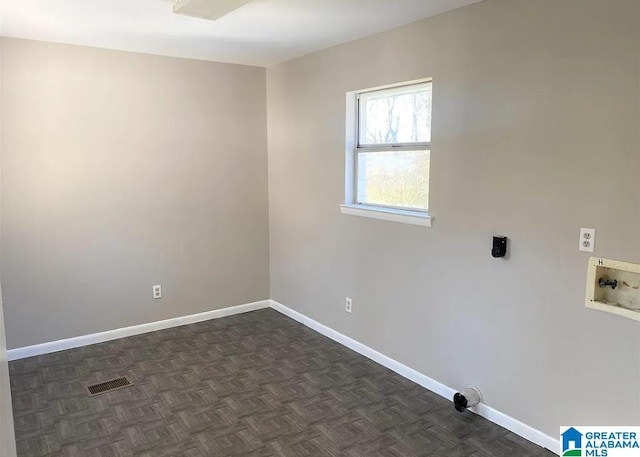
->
357;82;432;211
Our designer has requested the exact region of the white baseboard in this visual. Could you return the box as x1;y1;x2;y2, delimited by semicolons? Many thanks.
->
269;300;561;455
7;300;271;361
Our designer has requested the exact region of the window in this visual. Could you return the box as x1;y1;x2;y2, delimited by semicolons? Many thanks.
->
342;79;433;226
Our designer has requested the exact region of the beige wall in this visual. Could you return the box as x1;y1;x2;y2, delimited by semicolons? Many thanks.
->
0;292;16;457
267;0;640;438
1;38;270;349
0;39;18;457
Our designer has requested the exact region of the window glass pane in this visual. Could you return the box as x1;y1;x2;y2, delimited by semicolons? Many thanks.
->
357;150;430;211
359;83;432;145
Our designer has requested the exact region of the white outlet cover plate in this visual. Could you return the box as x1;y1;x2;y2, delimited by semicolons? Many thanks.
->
579;228;596;252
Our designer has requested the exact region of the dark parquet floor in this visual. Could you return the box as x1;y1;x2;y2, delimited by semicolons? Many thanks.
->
9;309;556;456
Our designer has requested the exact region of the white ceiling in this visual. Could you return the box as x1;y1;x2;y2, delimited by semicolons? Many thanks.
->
0;0;482;67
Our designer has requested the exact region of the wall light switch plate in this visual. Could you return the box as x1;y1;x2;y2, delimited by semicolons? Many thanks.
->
579;228;596;253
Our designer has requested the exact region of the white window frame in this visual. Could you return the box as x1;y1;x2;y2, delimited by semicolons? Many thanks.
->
341;78;433;227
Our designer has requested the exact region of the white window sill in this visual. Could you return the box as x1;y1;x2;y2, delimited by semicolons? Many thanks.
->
339;204;432;227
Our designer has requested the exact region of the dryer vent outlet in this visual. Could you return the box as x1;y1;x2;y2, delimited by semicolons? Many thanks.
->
453;386;482;413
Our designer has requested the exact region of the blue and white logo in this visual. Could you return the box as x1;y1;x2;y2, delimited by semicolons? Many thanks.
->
562;427;583;456
560;427;640;457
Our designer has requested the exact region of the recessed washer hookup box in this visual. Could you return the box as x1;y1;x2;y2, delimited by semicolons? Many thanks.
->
585;257;640;322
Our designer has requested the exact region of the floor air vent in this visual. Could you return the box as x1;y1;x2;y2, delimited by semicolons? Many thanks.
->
87;377;132;396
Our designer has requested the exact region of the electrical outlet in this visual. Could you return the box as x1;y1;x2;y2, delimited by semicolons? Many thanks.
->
579;228;596;253
153;285;162;299
345;297;353;314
